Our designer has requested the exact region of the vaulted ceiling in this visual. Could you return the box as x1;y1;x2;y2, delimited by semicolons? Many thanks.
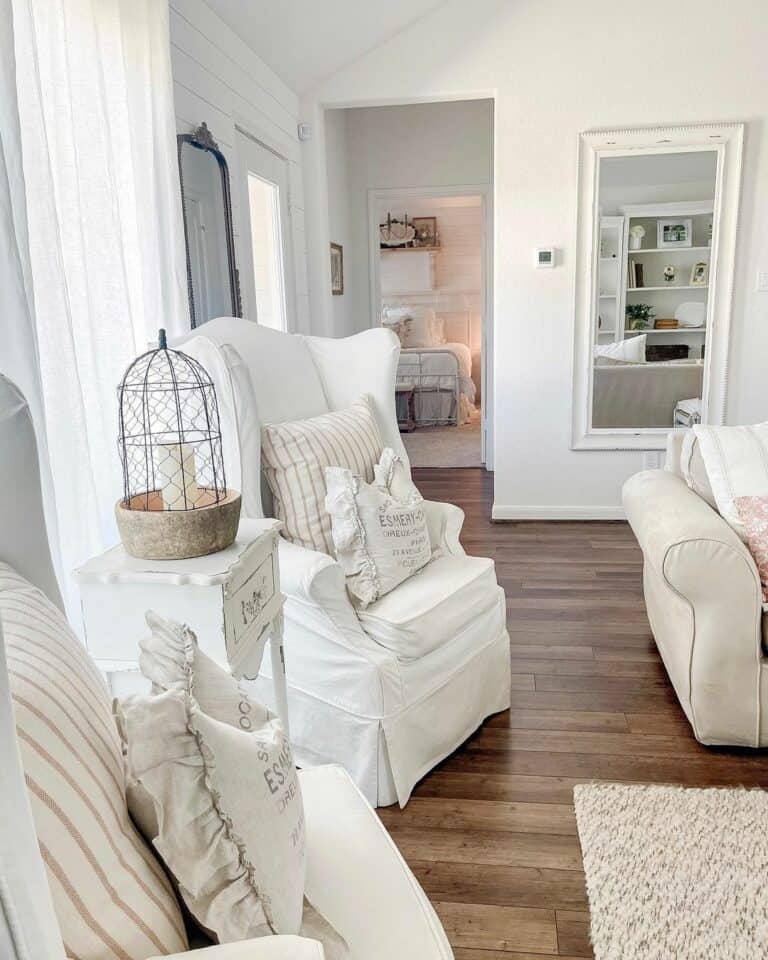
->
203;0;447;95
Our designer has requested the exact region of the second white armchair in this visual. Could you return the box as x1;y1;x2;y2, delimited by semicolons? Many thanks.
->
182;318;511;807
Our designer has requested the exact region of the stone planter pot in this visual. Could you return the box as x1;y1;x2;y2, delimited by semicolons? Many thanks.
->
115;488;241;560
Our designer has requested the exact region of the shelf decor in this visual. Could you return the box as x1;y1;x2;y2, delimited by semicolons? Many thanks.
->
115;329;241;560
626;303;654;331
657;217;693;249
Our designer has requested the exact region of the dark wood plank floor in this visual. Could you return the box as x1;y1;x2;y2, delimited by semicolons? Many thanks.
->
379;467;768;959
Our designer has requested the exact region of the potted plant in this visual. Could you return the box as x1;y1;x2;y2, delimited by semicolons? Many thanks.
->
626;303;654;331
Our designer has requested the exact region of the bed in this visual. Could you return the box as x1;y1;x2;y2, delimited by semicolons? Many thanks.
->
397;342;476;426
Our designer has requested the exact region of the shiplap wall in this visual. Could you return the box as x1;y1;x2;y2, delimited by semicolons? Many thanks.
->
381;200;483;398
169;0;310;331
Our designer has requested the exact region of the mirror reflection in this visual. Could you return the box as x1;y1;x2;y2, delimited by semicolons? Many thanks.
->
178;124;241;327
592;151;717;429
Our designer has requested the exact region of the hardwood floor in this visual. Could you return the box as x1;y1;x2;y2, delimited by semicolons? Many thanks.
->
379;467;768;958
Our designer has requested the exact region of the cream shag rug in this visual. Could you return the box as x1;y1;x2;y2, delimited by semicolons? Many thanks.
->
574;783;768;959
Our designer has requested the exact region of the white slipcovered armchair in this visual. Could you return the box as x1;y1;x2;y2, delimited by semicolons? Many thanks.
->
181;318;511;807
0;375;454;960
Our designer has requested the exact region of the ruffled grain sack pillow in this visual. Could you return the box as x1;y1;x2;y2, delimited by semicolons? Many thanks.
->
139;610;271;730
121;613;348;957
261;395;383;556
326;448;431;606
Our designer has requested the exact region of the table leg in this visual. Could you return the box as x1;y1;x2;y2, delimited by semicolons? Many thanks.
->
269;611;290;737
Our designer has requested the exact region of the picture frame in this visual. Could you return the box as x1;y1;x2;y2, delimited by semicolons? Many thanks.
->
690;261;709;286
330;242;344;295
411;216;438;247
657;218;693;249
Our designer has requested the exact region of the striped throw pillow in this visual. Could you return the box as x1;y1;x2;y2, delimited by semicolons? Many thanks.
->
0;563;188;960
261;395;383;555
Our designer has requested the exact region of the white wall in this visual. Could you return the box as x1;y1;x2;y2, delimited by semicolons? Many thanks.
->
301;0;768;518
324;109;353;333
169;0;310;331
318;99;493;336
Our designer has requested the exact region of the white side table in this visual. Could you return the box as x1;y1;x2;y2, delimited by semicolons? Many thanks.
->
74;518;289;733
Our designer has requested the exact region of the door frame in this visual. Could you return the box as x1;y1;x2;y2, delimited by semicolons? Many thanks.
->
234;123;297;332
367;183;495;470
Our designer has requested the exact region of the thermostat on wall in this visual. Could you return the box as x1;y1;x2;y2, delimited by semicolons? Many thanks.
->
535;247;556;268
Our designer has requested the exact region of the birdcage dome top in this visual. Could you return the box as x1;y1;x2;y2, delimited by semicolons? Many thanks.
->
120;341;213;393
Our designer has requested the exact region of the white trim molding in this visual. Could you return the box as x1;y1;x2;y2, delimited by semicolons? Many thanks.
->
571;122;744;451
491;504;626;521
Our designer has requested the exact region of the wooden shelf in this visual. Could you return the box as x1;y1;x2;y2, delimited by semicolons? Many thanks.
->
628;246;710;254
627;285;708;292
625;328;706;335
380;245;440;254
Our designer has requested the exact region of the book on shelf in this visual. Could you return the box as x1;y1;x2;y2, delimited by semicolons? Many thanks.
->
627;261;644;288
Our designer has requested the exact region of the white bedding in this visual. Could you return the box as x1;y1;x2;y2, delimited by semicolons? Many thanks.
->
397;343;476;402
396;343;476;425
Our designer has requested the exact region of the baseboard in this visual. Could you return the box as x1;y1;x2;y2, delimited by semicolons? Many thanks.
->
491;504;626;520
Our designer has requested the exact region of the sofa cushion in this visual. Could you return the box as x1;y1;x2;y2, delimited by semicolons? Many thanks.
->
357;554;499;659
693;422;768;541
262;396;383;555
0;563;188;960
680;431;717;509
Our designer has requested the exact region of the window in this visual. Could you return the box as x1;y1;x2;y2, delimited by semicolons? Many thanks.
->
247;173;287;330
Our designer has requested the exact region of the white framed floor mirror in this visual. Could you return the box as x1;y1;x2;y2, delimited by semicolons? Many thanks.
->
571;122;744;450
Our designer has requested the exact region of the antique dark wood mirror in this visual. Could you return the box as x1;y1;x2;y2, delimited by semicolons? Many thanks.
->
177;122;242;327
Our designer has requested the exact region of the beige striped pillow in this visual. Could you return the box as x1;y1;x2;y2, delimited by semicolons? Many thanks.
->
261;395;383;555
0;563;188;960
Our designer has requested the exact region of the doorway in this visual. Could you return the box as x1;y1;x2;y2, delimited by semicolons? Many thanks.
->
370;186;493;470
235;128;294;330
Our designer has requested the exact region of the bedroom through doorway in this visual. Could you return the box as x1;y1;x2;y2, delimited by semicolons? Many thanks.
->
375;191;489;469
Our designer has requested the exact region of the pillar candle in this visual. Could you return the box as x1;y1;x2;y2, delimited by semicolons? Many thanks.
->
155;442;199;510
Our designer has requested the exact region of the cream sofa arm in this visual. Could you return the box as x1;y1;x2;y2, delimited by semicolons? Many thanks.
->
151;936;324;959
422;500;465;556
623;470;764;744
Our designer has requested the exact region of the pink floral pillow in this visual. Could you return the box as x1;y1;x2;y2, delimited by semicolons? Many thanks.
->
735;496;768;602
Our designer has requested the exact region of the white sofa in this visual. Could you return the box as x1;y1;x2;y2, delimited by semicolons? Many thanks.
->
0;375;454;960
180;318;511;807
622;430;767;746
593;360;703;428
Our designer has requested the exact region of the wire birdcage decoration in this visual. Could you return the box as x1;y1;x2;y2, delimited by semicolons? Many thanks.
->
115;330;240;560
118;330;227;512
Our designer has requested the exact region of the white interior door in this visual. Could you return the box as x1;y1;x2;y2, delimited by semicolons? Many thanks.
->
236;128;294;330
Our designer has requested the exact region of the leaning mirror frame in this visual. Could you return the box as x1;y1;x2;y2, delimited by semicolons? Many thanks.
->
178;122;243;328
571;122;744;451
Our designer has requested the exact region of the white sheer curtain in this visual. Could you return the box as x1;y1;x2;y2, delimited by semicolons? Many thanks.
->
3;0;188;619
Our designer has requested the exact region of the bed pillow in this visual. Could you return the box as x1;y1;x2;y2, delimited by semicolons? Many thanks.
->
326;448;431;606
594;335;646;363
261;395;383;555
692;422;768;542
0;563;188;960
400;309;437;348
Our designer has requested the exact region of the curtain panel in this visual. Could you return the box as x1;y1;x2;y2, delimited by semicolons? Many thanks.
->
2;0;188;619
